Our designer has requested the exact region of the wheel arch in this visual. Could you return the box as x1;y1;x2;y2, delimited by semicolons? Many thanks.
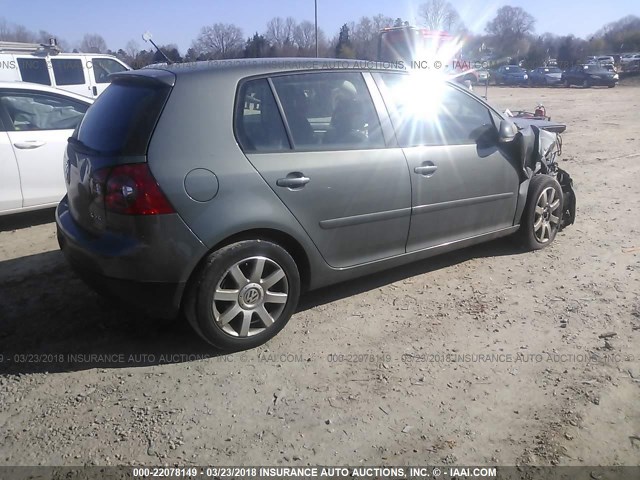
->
183;227;313;310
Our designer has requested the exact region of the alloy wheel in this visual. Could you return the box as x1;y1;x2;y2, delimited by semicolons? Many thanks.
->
212;256;288;337
533;187;561;243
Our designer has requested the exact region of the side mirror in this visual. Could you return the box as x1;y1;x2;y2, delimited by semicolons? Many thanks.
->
498;119;518;143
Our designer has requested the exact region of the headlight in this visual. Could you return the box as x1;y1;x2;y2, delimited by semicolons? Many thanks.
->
614;74;619;80
523;74;528;79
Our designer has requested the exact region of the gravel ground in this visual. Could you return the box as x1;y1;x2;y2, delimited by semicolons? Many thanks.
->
0;82;639;467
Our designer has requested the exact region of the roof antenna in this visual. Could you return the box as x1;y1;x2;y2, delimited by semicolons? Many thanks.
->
142;31;173;65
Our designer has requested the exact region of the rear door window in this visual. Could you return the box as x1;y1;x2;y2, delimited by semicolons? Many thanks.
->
51;58;85;86
17;58;51;85
271;72;384;150
235;78;291;153
77;80;171;155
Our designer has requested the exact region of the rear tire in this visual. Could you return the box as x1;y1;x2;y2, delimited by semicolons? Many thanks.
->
518;175;564;250
186;240;300;351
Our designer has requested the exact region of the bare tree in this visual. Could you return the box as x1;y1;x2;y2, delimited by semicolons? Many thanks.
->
0;17;68;47
284;17;296;43
418;0;464;32
293;21;316;50
371;14;394;31
80;33;107;53
351;16;377;59
485;6;535;40
12;25;37;43
125;39;140;58
0;18;12;40
265;17;297;48
265;17;285;47
193;23;244;59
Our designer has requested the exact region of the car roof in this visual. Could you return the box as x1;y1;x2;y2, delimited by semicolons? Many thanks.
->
135;57;407;82
0;81;94;103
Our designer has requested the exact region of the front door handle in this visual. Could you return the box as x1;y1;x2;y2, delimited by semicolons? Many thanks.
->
276;173;310;189
414;164;438;176
14;141;45;149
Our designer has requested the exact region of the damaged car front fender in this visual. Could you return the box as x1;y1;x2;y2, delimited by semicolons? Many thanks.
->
509;125;576;230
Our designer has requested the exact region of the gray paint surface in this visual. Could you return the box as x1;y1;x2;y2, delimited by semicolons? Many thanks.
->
56;58;565;313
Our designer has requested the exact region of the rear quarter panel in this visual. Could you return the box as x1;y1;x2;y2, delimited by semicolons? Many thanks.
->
147;70;326;275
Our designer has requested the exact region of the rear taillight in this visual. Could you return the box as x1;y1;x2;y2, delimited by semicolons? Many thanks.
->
91;164;174;215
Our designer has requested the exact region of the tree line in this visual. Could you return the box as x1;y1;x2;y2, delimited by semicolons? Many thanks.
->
1;1;639;70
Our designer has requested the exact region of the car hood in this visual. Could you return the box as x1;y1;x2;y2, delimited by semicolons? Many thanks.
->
512;117;566;134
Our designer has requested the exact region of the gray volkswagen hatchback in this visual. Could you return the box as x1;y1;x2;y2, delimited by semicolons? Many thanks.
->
56;59;575;350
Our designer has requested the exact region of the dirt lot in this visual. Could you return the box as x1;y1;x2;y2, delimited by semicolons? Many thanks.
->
1;82;639;468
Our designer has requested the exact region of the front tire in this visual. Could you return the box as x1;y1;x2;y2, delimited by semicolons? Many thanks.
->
518;175;564;250
187;240;300;350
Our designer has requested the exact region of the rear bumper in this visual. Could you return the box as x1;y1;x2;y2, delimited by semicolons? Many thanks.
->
56;196;207;318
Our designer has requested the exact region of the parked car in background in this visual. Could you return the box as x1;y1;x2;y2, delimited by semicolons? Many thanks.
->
492;65;529;86
621;53;640;71
0;82;91;215
528;67;563;86
621;53;640;64
622;58;640;73
56;59;576;350
475;69;490;84
596;55;615;65
561;64;618;88
0;41;130;98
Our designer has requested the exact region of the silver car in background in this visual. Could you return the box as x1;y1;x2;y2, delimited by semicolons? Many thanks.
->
56;59;576;350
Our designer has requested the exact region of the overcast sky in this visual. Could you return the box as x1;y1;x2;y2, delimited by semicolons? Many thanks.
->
1;0;638;52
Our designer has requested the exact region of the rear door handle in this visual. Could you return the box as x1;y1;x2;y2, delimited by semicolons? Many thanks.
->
14;141;45;149
414;165;437;176
276;173;310;189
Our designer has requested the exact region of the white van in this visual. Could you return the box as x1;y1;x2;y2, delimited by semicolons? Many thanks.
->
0;41;131;99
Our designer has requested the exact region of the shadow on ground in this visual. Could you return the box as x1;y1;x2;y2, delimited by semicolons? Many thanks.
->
0;232;523;375
0;208;56;233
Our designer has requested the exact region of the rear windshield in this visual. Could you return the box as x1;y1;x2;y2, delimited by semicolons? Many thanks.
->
77;80;170;155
